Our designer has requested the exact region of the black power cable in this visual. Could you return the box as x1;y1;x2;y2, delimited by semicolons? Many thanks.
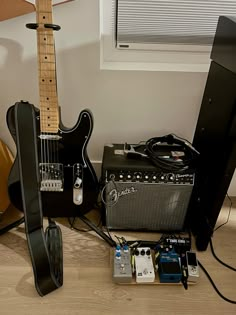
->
198;260;236;304
198;194;236;304
214;194;232;232
210;238;236;272
211;194;235;271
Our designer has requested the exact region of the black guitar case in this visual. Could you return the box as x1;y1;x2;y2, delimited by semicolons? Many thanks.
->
11;101;63;296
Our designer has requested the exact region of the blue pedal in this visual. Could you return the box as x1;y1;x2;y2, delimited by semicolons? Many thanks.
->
156;249;182;283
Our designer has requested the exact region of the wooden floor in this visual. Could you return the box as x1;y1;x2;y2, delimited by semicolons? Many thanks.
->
0;201;236;315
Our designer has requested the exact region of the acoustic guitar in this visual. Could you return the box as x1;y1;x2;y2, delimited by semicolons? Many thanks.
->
0;139;13;215
7;0;99;218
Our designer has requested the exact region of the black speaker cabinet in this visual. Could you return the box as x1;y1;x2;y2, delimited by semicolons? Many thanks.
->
102;144;194;231
188;16;236;250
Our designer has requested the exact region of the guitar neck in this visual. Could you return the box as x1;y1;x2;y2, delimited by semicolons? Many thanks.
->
36;0;59;134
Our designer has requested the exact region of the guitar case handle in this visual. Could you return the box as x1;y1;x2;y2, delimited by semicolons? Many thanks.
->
13;101;63;296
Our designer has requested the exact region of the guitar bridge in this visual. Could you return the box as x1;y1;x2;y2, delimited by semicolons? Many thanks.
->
39;163;64;192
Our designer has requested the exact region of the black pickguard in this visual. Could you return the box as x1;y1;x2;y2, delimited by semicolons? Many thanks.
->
7;102;99;217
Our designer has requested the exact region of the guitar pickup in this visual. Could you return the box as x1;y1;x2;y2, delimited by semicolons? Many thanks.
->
73;164;83;205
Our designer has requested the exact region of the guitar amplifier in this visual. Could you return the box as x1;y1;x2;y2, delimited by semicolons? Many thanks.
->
101;144;194;231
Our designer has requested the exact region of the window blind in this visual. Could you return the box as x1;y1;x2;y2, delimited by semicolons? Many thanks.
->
116;0;236;46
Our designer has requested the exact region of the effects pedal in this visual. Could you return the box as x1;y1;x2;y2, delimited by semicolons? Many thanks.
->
113;245;132;283
155;246;182;283
134;247;155;283
186;251;199;282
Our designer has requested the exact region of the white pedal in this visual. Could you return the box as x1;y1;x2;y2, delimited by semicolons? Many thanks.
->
134;247;155;283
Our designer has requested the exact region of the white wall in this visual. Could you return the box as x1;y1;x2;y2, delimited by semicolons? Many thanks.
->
0;0;235;195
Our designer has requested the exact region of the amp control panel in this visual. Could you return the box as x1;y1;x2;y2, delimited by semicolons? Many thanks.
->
106;170;194;185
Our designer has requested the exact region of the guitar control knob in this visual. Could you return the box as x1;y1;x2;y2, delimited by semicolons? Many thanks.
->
75;194;82;204
109;174;115;180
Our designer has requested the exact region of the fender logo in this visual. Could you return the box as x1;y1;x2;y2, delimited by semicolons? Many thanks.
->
108;186;137;202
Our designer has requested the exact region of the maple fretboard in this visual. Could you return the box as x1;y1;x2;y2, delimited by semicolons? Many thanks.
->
36;0;59;133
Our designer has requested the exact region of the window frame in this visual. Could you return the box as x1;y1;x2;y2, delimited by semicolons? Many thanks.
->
99;0;212;72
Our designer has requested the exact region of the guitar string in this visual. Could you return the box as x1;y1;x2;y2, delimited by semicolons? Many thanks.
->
53;29;58;170
38;9;44;185
43;28;48;185
43;28;48;184
48;26;59;181
36;6;42;184
50;31;59;179
52;23;60;177
40;24;45;186
45;28;50;176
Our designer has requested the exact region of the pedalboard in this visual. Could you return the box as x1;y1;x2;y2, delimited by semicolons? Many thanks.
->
112;237;199;286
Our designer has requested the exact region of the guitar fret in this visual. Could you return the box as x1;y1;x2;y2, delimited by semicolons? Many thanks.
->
39;90;57;96
40;69;55;74
40;79;56;85
40;101;58;106
40;81;56;87
40;109;59;113
40;109;58;113
38;12;53;24
40;96;58;102
40;73;56;80
39;55;55;63
40;89;57;94
41;121;58;126
40;92;58;97
40;126;59;133
41;117;58;122
38;10;53;13
40;63;56;71
39;46;55;54
37;0;54;13
38;34;54;45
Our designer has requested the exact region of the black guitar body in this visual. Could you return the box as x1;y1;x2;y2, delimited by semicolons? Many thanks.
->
7;102;99;217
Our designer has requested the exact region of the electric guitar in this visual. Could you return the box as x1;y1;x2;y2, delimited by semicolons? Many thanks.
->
7;0;98;217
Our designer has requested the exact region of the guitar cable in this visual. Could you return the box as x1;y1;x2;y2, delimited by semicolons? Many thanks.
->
144;133;199;172
0;216;25;235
